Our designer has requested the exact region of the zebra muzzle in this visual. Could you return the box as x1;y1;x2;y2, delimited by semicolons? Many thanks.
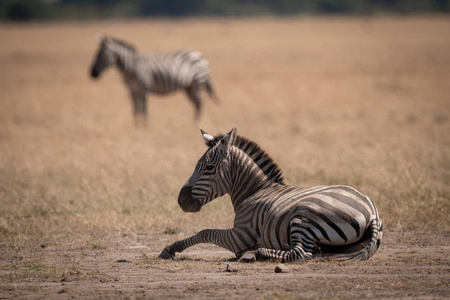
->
178;186;202;213
90;68;100;78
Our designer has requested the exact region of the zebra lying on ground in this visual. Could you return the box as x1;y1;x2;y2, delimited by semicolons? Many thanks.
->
90;36;219;125
159;127;383;262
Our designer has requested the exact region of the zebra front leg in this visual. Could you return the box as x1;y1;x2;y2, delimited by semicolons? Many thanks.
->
158;240;186;259
159;228;251;260
130;91;140;126
130;91;147;126
140;94;148;127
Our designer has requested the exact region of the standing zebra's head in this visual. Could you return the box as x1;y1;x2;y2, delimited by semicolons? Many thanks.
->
178;127;237;213
90;35;135;78
90;35;114;78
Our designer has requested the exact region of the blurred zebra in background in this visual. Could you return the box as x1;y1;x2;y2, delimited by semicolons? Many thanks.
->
159;127;383;263
90;36;219;126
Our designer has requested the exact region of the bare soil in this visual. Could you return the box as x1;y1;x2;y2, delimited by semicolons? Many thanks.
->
1;230;448;299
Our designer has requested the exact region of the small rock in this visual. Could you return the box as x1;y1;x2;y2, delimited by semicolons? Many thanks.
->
226;263;238;272
239;253;256;263
116;259;131;263
274;264;289;273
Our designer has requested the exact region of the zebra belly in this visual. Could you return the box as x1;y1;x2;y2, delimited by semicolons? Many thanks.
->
122;75;147;93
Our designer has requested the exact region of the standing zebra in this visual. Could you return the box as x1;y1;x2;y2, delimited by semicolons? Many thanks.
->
90;36;219;125
159;128;383;263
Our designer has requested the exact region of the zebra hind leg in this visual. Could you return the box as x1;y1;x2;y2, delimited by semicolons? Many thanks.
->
240;242;314;263
320;218;382;262
185;86;202;120
240;220;316;263
205;79;220;104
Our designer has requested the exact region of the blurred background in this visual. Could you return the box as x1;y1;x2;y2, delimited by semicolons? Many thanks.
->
1;0;449;21
0;0;449;251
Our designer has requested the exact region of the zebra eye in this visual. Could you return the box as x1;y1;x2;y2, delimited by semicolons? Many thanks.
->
205;165;215;171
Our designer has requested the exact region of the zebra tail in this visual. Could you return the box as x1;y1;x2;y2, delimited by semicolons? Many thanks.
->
328;218;383;262
205;79;220;104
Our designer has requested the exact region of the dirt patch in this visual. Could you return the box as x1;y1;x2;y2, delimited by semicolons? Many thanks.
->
1;230;448;299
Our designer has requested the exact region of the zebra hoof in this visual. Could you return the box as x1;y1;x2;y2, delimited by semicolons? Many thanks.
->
239;253;256;263
158;248;174;260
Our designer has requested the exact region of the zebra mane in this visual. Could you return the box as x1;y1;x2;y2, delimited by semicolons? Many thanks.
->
107;37;137;52
207;134;285;185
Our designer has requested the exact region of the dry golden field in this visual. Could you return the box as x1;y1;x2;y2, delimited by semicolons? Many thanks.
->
0;17;449;299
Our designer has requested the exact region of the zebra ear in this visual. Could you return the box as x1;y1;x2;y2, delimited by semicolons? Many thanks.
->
223;127;237;146
201;129;214;145
219;127;237;156
96;34;106;43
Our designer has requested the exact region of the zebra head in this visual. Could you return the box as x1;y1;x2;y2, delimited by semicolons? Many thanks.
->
90;36;113;78
90;35;125;78
178;127;237;213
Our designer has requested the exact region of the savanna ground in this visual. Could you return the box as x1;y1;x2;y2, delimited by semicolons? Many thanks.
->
0;16;449;299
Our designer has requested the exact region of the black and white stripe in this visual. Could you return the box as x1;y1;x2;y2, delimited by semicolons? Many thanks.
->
90;36;218;125
159;127;382;263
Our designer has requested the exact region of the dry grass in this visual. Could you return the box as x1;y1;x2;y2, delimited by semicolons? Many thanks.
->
0;16;449;250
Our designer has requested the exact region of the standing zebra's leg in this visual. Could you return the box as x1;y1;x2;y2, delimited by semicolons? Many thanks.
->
185;85;202;120
140;94;148;127
159;228;252;260
205;78;220;104
130;91;147;127
242;218;315;263
130;91;140;126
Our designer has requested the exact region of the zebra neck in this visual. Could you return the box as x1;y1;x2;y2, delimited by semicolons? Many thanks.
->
114;49;137;75
228;149;273;207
